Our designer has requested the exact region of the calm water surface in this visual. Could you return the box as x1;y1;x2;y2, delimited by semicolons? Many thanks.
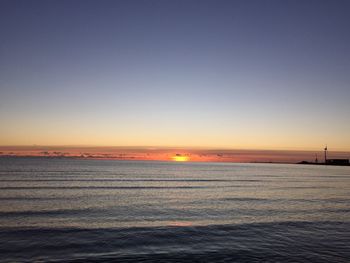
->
0;157;349;262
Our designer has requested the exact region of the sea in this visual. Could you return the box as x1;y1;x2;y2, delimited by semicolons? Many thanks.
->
0;157;350;262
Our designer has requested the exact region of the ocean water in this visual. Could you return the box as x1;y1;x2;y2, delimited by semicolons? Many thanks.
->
0;157;350;262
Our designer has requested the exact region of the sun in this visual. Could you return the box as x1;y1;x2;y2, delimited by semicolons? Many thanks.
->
172;154;189;162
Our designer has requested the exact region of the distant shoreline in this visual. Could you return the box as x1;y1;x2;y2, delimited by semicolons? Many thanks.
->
297;161;350;167
1;155;350;166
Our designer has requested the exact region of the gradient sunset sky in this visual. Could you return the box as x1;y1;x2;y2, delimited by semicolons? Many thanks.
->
1;0;350;152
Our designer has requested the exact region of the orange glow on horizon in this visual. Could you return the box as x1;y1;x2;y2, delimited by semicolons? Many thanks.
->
1;146;349;163
171;154;189;162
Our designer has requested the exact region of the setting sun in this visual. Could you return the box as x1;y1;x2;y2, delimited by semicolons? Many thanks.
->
172;154;189;162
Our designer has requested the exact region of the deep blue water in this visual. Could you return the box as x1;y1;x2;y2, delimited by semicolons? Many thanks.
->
0;157;350;262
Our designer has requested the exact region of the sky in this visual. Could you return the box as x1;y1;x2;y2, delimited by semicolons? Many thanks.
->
1;0;350;153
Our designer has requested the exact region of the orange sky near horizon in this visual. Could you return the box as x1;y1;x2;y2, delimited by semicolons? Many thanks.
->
1;146;349;163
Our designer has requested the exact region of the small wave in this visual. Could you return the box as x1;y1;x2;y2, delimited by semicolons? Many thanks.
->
220;197;268;202
0;197;71;201
0;178;232;182
0;208;98;217
0;184;251;190
276;186;333;189
0;186;219;190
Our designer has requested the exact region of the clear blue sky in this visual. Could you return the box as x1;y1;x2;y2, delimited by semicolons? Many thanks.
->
1;0;350;150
